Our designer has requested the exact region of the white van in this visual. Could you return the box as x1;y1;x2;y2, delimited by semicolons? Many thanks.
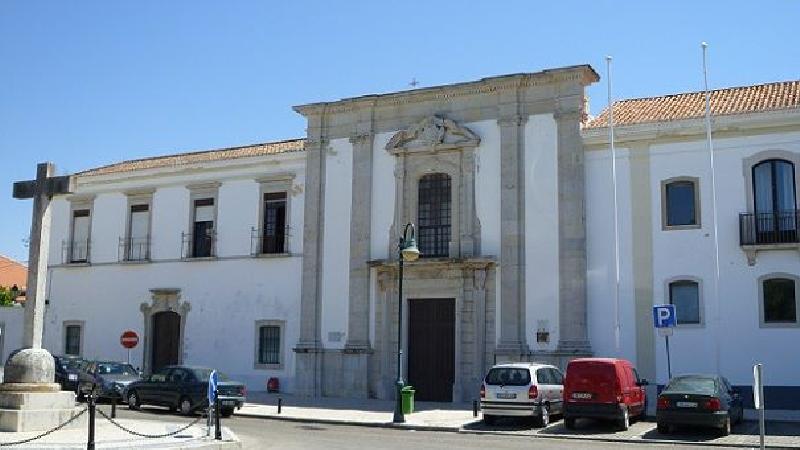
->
480;362;564;426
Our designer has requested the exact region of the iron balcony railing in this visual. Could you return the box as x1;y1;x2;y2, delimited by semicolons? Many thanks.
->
181;231;217;258
118;236;151;262
739;210;800;245
62;239;91;264
250;226;291;255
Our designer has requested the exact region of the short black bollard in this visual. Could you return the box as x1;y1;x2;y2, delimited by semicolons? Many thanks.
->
473;399;478;418
277;396;282;415
214;389;222;440
87;393;96;450
111;397;117;419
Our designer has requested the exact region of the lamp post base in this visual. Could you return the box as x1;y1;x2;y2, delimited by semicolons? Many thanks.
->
392;379;405;423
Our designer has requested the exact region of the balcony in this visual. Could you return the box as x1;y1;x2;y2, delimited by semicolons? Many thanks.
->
181;231;217;259
250;226;291;256
61;240;91;264
738;211;800;265
118;237;151;262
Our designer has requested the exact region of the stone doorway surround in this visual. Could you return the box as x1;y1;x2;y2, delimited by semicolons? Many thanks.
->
369;258;495;402
140;288;190;375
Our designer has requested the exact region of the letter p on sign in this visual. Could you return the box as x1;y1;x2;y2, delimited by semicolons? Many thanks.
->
653;305;677;328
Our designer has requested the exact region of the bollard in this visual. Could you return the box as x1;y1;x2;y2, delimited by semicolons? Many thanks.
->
87;393;96;450
111;396;117;419
214;389;222;440
473;399;478;418
277;396;282;415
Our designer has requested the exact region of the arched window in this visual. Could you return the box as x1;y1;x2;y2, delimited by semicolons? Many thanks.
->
668;280;701;325
418;173;451;257
753;159;797;242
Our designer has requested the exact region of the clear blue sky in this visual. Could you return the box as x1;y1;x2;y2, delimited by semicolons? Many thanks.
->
1;0;798;263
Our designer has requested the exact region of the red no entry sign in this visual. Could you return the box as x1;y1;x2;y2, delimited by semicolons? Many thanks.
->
120;330;139;349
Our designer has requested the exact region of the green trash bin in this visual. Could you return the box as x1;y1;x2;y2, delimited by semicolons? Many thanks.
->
401;386;415;414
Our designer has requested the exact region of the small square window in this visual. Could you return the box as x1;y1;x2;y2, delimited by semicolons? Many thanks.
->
65;324;82;356
256;323;282;367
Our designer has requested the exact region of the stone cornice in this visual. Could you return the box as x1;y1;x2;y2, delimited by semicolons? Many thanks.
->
294;65;599;117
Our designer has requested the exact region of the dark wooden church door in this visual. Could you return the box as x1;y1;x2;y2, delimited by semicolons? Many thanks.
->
408;299;455;402
152;311;181;372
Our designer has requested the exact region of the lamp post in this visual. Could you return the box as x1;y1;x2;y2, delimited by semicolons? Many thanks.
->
393;223;420;424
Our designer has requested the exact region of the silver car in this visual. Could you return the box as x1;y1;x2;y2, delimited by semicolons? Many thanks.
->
480;362;564;426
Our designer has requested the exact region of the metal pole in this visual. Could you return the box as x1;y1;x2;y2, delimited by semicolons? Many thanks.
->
214;388;222;440
665;335;672;380
277;396;282;414
606;55;622;355
393;237;405;424
87;393;96;450
127;348;131;365
111;396;117;419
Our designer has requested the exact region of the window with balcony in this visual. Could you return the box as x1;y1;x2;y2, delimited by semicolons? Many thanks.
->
662;178;700;230
760;277;798;327
190;198;215;258
124;203;150;261
668;280;701;325
751;159;797;243
418;173;451;258
69;209;91;263
261;192;287;254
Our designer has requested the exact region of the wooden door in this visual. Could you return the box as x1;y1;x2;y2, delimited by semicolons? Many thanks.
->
152;311;181;373
408;299;455;402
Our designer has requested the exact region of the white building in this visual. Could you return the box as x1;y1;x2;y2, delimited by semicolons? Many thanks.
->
14;67;799;410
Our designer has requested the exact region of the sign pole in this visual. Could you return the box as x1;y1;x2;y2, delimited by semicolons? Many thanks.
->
127;348;131;365
665;335;672;380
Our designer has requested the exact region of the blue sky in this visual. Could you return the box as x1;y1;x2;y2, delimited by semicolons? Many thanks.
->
1;0;798;262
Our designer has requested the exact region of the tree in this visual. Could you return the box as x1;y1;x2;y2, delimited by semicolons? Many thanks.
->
0;285;18;306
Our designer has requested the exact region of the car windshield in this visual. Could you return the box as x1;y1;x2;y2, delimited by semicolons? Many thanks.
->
485;368;530;386
664;376;717;395
96;363;137;375
191;369;229;382
58;358;82;370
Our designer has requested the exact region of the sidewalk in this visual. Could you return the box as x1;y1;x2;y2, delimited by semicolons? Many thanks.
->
239;392;800;449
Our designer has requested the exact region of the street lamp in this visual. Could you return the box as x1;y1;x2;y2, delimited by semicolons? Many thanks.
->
393;223;420;424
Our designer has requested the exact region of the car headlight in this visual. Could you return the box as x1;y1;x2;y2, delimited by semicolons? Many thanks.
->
68;374;78;381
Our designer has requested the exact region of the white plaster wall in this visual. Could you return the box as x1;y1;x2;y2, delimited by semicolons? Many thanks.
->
90;193;126;263
370;132;396;260
523;114;561;350
48;199;70;265
585;148;637;363
320;138;352;349
472;120;501;259
151;187;189;260
0;306;25;367
216;180;259;257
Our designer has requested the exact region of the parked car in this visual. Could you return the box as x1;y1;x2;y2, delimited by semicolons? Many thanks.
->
563;358;648;431
53;355;83;393
125;365;246;417
78;361;142;401
656;374;744;436
480;362;564;426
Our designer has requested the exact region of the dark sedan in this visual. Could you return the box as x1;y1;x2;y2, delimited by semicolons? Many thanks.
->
125;365;246;417
656;374;744;436
78;361;142;400
53;355;83;393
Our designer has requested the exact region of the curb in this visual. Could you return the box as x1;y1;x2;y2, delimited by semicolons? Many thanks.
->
235;411;797;449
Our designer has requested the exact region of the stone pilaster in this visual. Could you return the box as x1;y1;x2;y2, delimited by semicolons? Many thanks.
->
554;108;592;355
295;124;327;396
496;114;529;355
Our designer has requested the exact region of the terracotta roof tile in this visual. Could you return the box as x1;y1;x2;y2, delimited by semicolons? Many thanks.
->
585;80;800;129
78;138;306;177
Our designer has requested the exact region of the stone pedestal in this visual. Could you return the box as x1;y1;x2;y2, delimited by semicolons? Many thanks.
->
0;348;85;432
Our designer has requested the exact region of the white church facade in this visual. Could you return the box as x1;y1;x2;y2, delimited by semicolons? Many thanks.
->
17;65;800;409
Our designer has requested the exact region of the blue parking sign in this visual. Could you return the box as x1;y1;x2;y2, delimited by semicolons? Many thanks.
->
207;370;218;405
653;304;676;328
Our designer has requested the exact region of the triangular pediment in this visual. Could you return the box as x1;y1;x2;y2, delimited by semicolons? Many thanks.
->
385;116;480;152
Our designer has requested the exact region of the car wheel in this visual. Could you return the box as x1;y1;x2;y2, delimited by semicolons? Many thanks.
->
657;422;670;434
127;391;141;411
719;417;731;437
221;407;234;418
564;417;576;430
179;397;193;416
617;408;630;431
537;404;550;428
482;415;495;426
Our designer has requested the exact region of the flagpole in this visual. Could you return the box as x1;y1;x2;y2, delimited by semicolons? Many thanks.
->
702;42;722;374
607;55;622;355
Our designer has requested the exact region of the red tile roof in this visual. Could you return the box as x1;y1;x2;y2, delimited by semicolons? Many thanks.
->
586;80;800;129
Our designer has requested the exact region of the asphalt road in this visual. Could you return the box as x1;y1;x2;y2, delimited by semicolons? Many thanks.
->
108;405;748;449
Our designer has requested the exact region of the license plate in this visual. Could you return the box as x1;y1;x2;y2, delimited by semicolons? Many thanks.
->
496;393;516;399
676;401;697;408
222;400;236;406
68;374;78;381
572;392;592;399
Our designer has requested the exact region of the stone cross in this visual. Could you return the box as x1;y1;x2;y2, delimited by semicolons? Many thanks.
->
13;162;74;349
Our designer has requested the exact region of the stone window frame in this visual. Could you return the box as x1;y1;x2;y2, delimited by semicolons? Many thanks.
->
66;195;95;264
186;182;220;259
63;320;85;356
743;150;800;215
254;174;295;256
253;319;285;370
660;176;701;231
416;172;453;258
663;276;704;328
758;273;800;328
123;189;155;262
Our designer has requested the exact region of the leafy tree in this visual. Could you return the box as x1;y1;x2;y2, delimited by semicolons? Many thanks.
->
0;286;19;306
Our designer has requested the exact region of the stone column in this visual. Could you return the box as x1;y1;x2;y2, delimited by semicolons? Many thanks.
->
343;132;374;398
294;124;327;397
496;114;529;356
554;109;592;354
